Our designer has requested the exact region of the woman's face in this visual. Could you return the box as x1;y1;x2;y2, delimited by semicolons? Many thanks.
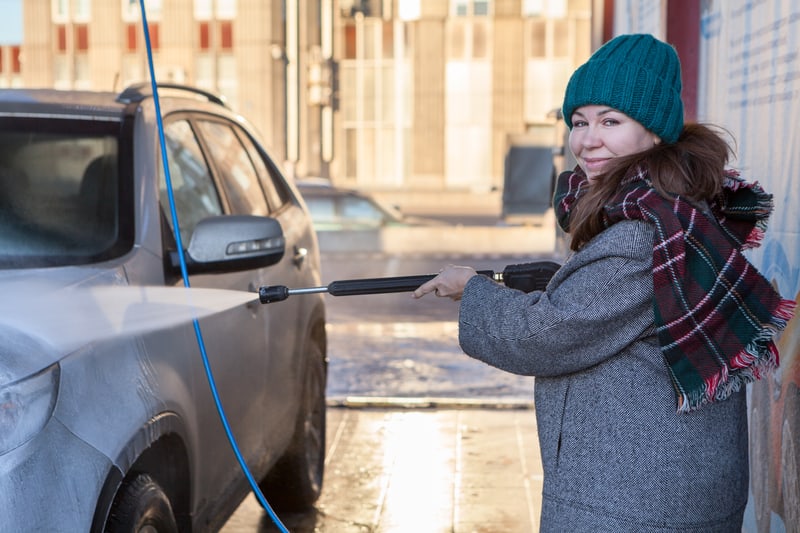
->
568;105;660;181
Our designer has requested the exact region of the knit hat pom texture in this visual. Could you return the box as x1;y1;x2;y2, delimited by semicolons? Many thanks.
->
562;34;684;144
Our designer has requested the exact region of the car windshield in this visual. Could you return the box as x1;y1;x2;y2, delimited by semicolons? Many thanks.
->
0;117;126;268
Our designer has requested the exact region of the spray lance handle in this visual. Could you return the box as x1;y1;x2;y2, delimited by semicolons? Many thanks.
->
326;270;497;296
258;260;561;303
499;260;562;293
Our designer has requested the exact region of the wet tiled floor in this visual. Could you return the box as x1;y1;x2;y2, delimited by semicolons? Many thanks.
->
221;402;543;532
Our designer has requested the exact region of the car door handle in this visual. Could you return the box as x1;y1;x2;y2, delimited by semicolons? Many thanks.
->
293;246;308;268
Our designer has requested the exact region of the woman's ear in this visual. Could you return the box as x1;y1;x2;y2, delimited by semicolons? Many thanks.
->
653;134;662;146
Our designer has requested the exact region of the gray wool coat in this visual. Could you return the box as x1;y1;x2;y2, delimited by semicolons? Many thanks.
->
458;220;748;533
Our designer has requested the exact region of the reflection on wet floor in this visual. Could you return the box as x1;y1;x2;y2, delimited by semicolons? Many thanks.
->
329;321;460;337
326;321;535;401
222;406;543;532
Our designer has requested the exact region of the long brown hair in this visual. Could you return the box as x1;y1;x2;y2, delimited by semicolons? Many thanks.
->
567;123;734;251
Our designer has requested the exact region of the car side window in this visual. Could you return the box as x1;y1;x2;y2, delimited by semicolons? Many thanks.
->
341;195;385;222
238;132;291;212
160;119;224;246
194;120;269;217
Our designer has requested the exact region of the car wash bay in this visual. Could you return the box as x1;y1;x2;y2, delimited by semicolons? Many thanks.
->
222;251;550;532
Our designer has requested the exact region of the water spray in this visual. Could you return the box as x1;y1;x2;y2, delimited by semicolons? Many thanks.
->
258;260;561;303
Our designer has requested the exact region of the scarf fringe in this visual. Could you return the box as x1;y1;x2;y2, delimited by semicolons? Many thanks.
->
676;346;779;413
742;227;766;250
727;175;774;249
674;298;795;413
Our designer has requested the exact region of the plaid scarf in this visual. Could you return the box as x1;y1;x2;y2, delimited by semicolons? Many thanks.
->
554;168;796;412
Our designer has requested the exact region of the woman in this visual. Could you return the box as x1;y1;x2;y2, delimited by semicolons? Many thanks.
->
413;34;795;532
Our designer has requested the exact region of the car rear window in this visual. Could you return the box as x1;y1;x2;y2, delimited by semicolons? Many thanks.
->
0;117;130;268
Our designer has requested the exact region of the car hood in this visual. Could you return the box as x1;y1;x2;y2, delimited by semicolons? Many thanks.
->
0;266;257;384
0;267;119;385
0;323;62;388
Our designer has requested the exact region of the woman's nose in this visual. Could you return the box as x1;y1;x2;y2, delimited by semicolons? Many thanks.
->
581;126;602;148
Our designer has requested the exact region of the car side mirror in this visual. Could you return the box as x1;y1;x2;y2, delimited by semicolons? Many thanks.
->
169;215;286;274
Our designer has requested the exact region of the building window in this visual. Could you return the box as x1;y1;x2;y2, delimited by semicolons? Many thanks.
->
398;0;420;21
219;20;233;50
195;55;213;89
523;0;543;15
148;23;160;50
195;0;235;19
122;55;144;86
552;18;569;56
122;0;163;21
340;17;410;185
74;54;90;88
528;19;546;57
197;21;211;50
73;0;90;20
216;0;237;19
524;17;573;59
452;0;491;16
56;25;67;52
199;21;211;50
447;18;490;60
382;21;394;58
472;19;487;58
52;0;69;22
122;0;139;22
522;0;567;17
344;22;356;59
74;24;89;52
449;22;465;58
12;47;20;73
126;23;137;52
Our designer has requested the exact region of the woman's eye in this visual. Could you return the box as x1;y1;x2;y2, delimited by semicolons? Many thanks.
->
602;118;619;126
572;120;588;127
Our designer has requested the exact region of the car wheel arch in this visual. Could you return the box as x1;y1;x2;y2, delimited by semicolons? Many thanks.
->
90;411;192;533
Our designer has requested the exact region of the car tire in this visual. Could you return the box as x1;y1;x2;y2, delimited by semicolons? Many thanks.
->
105;473;178;533
259;332;327;512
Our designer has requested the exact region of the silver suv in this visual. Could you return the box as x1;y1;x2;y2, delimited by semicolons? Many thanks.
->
0;84;327;531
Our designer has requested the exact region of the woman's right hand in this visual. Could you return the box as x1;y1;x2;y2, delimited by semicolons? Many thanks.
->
412;265;478;301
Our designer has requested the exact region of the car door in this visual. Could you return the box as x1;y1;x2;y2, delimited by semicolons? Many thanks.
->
191;117;310;423
156;116;276;497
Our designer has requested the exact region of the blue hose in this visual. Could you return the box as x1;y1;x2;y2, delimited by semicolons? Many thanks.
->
137;2;290;531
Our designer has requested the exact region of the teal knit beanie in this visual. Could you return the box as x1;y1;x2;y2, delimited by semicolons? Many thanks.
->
562;33;684;144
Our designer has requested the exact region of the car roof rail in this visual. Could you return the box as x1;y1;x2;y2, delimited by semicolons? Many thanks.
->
117;82;228;107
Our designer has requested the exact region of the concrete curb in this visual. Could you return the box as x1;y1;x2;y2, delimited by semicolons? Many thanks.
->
326;395;535;410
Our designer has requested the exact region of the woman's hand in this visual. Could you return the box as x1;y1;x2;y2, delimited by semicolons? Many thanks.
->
412;265;478;301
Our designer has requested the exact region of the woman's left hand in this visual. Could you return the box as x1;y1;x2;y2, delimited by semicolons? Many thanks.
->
412;265;478;301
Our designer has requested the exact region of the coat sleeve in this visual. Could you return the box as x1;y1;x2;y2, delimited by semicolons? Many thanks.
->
458;221;656;377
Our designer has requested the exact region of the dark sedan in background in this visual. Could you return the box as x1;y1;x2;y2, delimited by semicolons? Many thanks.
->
296;178;441;231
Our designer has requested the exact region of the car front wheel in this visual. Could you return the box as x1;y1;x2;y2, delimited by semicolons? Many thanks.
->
259;330;327;512
105;473;178;533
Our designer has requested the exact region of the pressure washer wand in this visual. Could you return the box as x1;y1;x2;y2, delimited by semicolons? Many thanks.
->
258;260;561;304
